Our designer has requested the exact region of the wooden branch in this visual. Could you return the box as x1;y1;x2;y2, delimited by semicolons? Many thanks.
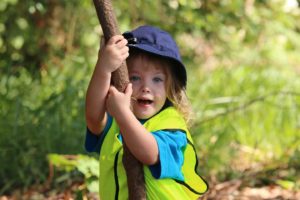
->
92;0;146;199
195;91;300;125
92;0;129;91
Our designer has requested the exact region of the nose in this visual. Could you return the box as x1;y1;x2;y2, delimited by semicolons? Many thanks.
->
142;86;150;93
141;81;151;93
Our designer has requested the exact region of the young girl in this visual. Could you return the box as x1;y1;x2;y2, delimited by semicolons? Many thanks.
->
85;25;208;199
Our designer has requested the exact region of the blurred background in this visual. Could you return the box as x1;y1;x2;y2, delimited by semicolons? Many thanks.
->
0;0;299;199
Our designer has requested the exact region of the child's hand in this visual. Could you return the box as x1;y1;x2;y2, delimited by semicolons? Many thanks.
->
97;35;129;74
106;83;133;117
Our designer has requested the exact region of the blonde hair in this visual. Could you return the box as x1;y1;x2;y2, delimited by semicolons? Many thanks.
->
164;66;193;124
127;50;193;124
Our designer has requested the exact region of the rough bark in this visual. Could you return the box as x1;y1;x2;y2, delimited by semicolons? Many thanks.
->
92;0;146;199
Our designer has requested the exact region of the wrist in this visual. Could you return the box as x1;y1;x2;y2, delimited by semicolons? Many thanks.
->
94;65;111;78
95;57;112;73
114;107;134;124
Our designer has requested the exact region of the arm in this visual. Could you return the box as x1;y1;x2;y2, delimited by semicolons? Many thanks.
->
85;114;113;152
106;85;159;165
149;130;187;181
85;35;129;134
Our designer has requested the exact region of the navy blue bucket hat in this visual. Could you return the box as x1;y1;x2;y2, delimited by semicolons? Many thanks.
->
123;25;187;88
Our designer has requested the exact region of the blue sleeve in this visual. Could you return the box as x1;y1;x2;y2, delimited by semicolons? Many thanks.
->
149;130;187;181
84;115;113;153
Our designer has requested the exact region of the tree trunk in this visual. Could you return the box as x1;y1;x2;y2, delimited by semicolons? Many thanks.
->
92;1;146;199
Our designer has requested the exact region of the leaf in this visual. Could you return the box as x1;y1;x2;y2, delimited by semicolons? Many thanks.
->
76;156;99;178
47;154;77;172
86;180;99;193
276;179;295;190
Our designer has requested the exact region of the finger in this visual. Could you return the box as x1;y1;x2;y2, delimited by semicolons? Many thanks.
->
116;38;128;48
107;86;114;98
109;85;118;94
107;35;124;45
120;46;129;54
125;83;133;97
121;52;129;60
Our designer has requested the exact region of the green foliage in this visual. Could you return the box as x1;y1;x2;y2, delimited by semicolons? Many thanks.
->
189;66;300;178
0;0;300;194
0;0;98;74
48;154;99;194
0;0;99;192
0;54;91;191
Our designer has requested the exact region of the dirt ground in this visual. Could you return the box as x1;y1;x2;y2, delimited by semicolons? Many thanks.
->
1;181;299;200
200;179;300;200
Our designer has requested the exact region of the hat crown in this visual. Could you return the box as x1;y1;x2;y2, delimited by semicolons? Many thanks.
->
130;26;181;61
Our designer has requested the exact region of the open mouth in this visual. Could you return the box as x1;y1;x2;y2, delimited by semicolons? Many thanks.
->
137;99;153;105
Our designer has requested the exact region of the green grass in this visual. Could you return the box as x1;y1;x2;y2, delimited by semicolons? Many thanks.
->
188;64;300;182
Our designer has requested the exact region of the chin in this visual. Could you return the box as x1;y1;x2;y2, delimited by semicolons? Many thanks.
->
137;114;152;120
135;111;156;120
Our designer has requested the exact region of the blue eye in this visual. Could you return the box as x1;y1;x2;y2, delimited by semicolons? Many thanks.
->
130;75;140;82
153;77;163;83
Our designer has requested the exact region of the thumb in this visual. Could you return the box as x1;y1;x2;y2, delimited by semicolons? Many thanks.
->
124;83;133;97
108;85;118;95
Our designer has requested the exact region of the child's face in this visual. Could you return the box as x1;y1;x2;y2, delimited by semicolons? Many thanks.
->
128;57;167;119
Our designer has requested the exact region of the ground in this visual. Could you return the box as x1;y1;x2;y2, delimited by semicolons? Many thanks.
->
1;180;299;200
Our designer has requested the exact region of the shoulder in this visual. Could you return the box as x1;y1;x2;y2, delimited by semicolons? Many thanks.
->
144;107;187;132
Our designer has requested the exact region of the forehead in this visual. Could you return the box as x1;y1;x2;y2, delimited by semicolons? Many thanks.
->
128;53;167;73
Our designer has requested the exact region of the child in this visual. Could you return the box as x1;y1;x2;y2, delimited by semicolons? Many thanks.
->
85;25;208;199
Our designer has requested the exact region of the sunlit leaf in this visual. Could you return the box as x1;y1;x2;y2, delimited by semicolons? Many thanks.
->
276;179;295;190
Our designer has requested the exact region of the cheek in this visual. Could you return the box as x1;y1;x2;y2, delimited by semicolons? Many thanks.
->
157;87;167;99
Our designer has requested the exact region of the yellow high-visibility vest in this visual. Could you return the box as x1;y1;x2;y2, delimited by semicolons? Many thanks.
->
99;107;208;199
